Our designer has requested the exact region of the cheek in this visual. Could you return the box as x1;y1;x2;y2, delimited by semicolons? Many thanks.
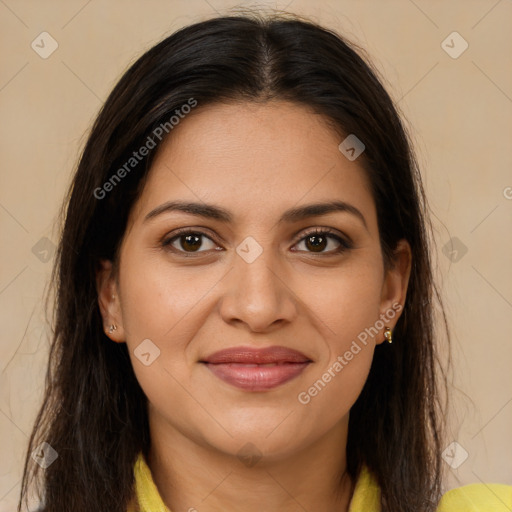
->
295;341;374;442
117;249;224;342
291;260;383;420
116;249;228;407
303;260;384;352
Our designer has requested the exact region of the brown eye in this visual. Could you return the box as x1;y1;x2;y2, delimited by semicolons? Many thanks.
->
304;234;329;252
163;231;217;253
293;229;351;254
179;234;202;252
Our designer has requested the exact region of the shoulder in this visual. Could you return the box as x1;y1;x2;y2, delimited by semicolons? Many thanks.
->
437;482;512;511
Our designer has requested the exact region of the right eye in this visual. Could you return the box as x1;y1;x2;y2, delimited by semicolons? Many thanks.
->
162;229;221;255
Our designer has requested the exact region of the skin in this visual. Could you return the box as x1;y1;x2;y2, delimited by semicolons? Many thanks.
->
97;100;411;512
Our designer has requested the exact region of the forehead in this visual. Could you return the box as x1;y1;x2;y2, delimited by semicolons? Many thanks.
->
130;100;376;229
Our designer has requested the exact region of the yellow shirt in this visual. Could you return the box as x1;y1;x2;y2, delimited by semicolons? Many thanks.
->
129;453;512;511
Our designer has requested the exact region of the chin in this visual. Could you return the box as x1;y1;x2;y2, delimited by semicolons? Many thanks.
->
216;435;305;467
200;418;311;464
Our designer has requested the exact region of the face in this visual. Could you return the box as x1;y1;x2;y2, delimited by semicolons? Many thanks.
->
98;100;410;461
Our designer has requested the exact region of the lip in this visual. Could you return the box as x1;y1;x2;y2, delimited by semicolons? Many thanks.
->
201;346;311;391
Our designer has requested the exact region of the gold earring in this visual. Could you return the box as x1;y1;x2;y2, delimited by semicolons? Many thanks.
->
108;324;117;334
384;327;392;344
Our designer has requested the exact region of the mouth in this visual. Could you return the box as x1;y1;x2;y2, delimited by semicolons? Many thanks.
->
200;346;312;391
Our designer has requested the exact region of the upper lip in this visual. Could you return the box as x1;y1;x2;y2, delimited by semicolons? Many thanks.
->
202;346;311;364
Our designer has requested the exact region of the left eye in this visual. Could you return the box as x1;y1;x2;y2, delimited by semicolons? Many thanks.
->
293;230;347;253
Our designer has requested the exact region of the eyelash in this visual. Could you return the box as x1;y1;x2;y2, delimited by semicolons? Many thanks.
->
161;227;352;257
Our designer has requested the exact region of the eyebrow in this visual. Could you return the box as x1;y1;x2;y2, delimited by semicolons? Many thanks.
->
144;199;368;229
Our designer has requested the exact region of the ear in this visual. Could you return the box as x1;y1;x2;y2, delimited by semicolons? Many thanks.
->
377;239;412;344
96;259;125;343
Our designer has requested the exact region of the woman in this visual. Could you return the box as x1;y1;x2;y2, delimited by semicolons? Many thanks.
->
18;13;511;512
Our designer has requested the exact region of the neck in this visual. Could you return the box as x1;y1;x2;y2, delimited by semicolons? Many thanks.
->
147;415;354;512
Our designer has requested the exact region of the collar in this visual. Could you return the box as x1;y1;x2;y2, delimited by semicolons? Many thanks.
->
130;452;380;512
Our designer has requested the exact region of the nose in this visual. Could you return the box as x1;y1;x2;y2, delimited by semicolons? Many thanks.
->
218;248;298;333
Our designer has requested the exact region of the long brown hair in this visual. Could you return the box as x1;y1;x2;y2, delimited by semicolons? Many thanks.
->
19;12;448;512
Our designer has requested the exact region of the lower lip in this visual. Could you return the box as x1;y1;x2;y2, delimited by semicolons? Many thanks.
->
203;362;310;391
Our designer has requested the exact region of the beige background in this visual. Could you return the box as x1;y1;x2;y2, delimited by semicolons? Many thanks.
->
1;0;511;509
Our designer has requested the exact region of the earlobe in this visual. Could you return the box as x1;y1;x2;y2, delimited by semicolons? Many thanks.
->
96;259;125;343
377;240;412;344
